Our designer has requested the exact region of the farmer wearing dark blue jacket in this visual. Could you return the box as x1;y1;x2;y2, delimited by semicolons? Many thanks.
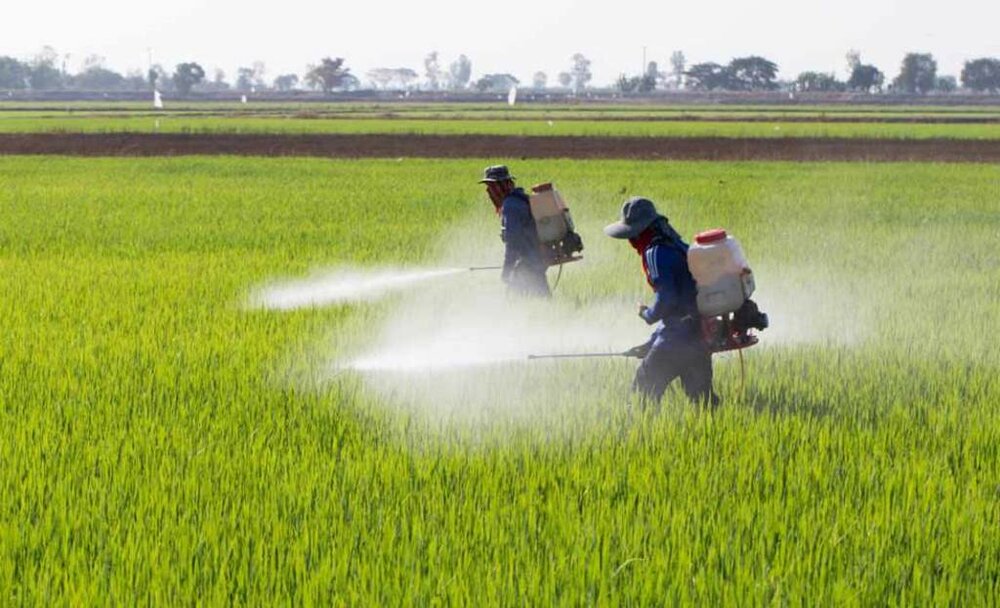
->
479;165;550;297
605;197;719;406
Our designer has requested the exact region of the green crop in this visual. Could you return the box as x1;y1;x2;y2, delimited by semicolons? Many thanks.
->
0;157;998;604
3;102;1000;139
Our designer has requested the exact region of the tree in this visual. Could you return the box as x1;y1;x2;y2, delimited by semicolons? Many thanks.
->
448;55;471;90
474;73;519;93
685;62;730;91
75;66;125;90
570;53;592;91
644;61;661;91
727;56;779;90
235;67;255;91
845;49;861;73
367;67;419;89
173;62;205;96
0;56;30;89
893;53;937;94
251;61;266;89
148;64;170;91
28;46;64;90
424;52;443;90
367;68;393;89
796;71;844;92
670;51;686;89
122;70;149;91
305;57;352;93
557;72;572;88
273;74;299;91
208;69;230;91
961;58;1000;93
532;72;547;89
616;74;641;94
935;76;957;93
340;74;360;90
848;64;884;93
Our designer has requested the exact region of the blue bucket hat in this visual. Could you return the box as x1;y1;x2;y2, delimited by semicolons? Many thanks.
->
478;165;516;183
604;197;665;239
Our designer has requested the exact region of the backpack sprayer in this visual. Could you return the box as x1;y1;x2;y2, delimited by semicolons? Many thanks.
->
528;228;768;361
688;229;769;353
469;183;584;276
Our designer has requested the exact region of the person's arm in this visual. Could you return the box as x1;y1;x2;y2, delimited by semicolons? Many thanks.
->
501;199;536;280
638;247;681;324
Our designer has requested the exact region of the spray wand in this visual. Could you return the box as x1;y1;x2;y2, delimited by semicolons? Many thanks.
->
527;343;650;360
468;265;503;272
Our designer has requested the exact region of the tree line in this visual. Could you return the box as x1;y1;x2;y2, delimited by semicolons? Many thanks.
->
619;51;1000;95
2;46;999;96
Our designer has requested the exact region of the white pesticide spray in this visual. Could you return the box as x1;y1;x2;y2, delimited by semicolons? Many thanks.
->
751;263;872;348
248;267;467;311
345;294;643;373
332;268;651;431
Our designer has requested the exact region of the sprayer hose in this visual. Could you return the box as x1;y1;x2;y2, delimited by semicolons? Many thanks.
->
738;347;746;395
551;263;565;292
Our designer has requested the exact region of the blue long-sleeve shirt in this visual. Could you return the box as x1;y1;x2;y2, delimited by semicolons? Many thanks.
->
501;188;546;279
640;238;700;341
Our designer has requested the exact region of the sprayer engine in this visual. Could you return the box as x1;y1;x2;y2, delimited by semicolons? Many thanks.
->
530;183;584;266
701;299;769;353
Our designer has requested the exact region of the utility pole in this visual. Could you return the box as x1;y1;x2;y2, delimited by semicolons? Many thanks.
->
642;46;647;75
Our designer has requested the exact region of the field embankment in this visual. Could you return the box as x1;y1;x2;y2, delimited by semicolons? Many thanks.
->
2;132;1000;162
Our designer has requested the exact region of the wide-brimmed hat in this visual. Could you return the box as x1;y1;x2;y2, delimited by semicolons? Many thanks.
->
478;165;516;183
604;197;665;239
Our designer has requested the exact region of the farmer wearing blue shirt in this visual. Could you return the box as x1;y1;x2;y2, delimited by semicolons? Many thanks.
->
479;165;551;297
605;197;719;406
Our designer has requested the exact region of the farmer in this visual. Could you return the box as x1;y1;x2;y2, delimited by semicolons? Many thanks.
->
605;197;719;406
479;165;550;297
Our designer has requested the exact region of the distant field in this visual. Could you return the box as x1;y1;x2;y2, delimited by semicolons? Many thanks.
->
3;100;1000;115
2;101;1000;139
1;156;998;603
3;115;1000;139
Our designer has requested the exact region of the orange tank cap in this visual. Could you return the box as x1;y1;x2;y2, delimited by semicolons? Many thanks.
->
695;228;727;244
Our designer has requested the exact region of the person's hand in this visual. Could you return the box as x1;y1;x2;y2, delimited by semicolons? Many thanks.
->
623;342;651;359
637;302;648;319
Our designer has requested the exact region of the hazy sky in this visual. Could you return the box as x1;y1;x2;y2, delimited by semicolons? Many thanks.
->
5;0;999;85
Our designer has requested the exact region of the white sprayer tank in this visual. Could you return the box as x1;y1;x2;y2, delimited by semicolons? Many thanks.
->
688;229;755;316
529;183;572;245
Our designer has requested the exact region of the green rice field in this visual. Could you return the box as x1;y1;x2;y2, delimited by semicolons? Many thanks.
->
2;101;1000;139
1;155;998;603
3;115;1000;139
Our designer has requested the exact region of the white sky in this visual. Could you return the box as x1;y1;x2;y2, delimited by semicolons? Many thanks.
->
4;0;998;85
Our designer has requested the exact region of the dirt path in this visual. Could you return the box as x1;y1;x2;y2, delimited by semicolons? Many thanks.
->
1;133;998;162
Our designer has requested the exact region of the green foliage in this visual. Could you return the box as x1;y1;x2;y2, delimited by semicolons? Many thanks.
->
305;58;352;94
894;53;938;94
684;62;730;91
173;62;206;97
474;73;519;93
727;56;780;91
273;74;299;92
849;64;885;92
935;76;958;93
961;58;1000;93
0;156;998;603
796;71;845;92
449;55;472;90
27;64;64;91
73;66;125;90
570;53;592;91
0;56;30;89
